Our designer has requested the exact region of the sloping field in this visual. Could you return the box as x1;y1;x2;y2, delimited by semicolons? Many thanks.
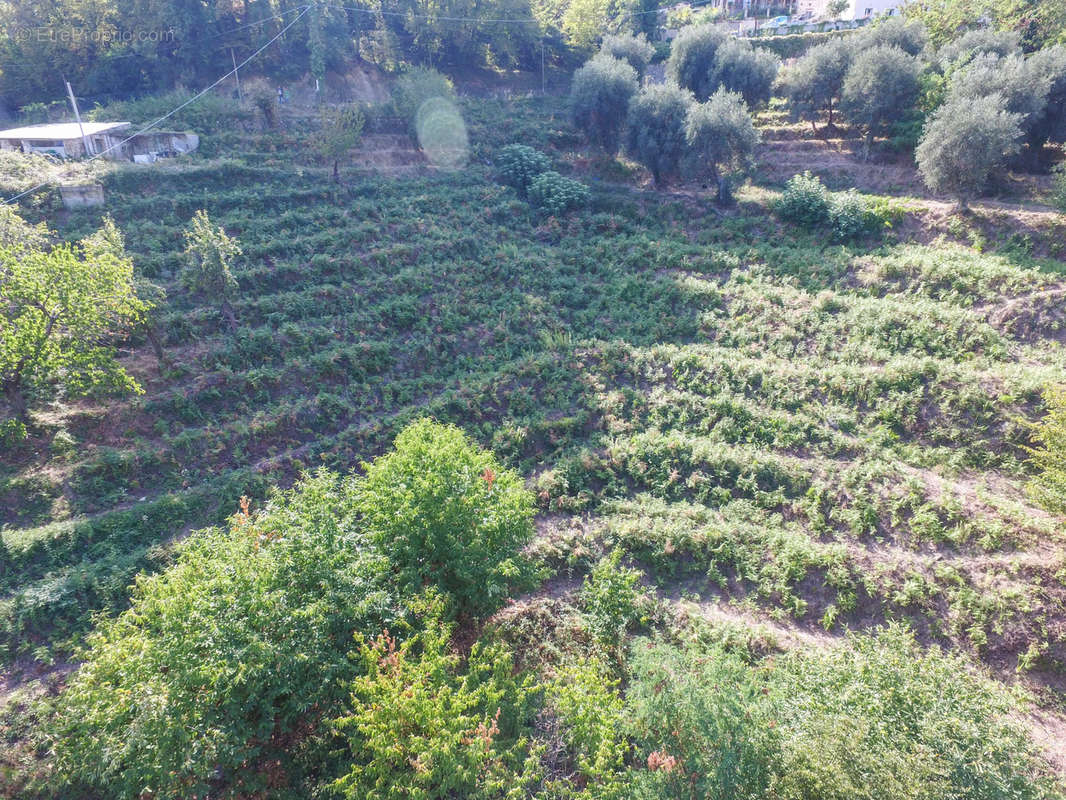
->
2;95;1065;785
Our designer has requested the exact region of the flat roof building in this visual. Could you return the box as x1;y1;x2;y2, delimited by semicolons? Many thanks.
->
0;122;131;158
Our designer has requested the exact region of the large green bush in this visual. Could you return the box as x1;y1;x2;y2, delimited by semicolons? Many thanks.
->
840;45;922;158
775;171;830;227
711;40;780;109
570;54;640;152
776;37;854;131
50;472;395;799
1026;385;1066;512
528;170;591;216
332;595;540;800
496;144;552;197
354;418;535;618
667;24;730;101
393;67;456;134
685;87;760;191
624;84;693;186
600;33;655;80
87;89;251;133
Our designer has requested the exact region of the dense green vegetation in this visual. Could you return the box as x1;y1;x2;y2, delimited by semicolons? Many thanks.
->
3;8;1066;799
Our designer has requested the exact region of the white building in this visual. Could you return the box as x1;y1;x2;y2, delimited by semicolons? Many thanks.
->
0;121;199;161
0;121;130;158
794;0;901;20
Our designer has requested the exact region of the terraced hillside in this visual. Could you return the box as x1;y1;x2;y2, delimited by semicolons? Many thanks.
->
2;94;1066;779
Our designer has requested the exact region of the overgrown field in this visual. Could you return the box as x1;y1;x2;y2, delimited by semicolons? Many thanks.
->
3;94;1066;792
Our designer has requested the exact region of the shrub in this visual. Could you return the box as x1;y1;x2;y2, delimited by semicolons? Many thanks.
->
1026;385;1066;513
50;473;395;800
685;87;759;194
393;67;456;134
87;88;251;133
915;94;1023;209
627;640;779;800
840;45;922;158
775;171;830;227
528;171;591;215
711;40;780;109
332;595;540;800
496;144;551;197
667;24;730;101
828;189;876;240
773;625;1051;800
1053;161;1066;212
580;549;644;644
624;84;693;186
571;54;640;152
354;418;535;618
600;33;655;80
550;658;629;788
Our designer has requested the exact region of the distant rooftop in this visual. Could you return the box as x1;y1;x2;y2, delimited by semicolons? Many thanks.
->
0;121;130;140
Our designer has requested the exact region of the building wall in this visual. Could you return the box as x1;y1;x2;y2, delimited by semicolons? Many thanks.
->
848;0;901;18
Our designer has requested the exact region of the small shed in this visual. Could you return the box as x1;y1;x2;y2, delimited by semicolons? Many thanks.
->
0;121;131;158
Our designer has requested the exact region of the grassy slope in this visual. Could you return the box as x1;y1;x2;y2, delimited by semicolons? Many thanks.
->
2;94;1065;757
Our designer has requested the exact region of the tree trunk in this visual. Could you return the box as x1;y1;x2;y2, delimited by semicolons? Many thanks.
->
220;299;239;334
862;130;873;162
3;376;27;421
333;159;340;183
145;323;168;370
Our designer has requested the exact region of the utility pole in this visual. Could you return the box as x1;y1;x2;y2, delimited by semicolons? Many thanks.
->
231;47;243;102
65;79;92;157
541;37;546;95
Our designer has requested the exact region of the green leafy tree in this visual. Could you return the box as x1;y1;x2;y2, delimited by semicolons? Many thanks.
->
1025;45;1066;153
666;23;730;101
332;595;540;800
571;53;640;152
711;40;780;109
936;27;1020;70
840;45;922;159
354;418;535;618
915;93;1023;209
946;53;1052;144
625;83;693;186
180;209;242;332
315;103;366;182
902;0;1066;50
854;15;929;56
600;32;655;79
826;0;850;17
0;217;145;420
776;37;854;132
50;472;395;799
393;67;457;134
685;87;760;201
563;0;611;50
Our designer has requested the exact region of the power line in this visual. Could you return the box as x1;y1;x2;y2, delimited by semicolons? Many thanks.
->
2;5;312;205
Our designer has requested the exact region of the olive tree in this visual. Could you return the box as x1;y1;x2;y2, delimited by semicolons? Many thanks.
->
0;217;145;421
854;16;928;57
937;28;1020;70
915;93;1023;209
571;53;640;152
667;24;729;101
776;37;853;132
712;40;780;108
1023;45;1066;153
625;83;693;186
181;209;242;333
840;45;922;159
685;88;759;203
600;32;655;80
